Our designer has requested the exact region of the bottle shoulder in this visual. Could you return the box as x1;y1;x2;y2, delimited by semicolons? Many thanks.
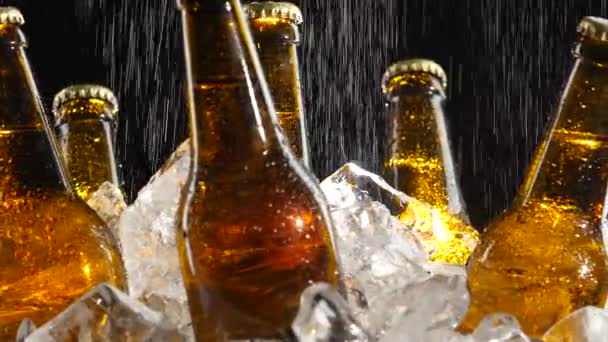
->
191;150;314;183
0;192;125;285
0;192;114;236
483;198;602;246
184;152;330;220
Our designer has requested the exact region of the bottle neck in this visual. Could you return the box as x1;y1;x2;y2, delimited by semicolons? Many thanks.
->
0;24;70;194
56;99;119;199
515;42;608;214
180;0;284;168
249;17;308;165
384;75;467;218
0;26;47;130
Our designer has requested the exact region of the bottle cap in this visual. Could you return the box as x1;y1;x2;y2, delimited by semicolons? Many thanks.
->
382;58;448;93
244;2;303;25
578;16;608;41
0;7;24;26
53;84;119;120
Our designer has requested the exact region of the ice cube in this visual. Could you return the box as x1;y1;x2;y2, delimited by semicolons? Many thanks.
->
329;197;430;321
376;272;470;341
321;163;479;265
330;199;429;270
15;319;36;342
292;283;371;342
323;166;476;341
86;181;128;239
381;327;467;342
115;139;193;338
542;307;608;342
424;262;468;278
23;284;184;341
321;164;471;337
470;313;529;341
320;163;415;213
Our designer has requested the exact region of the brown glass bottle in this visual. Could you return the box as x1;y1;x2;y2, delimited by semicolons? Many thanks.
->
176;0;341;341
245;2;310;166
53;85;121;202
459;17;608;337
0;8;126;339
382;59;478;264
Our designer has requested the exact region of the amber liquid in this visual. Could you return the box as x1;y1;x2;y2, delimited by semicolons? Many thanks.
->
384;95;448;209
461;129;608;337
250;17;309;166
178;76;339;340
386;138;449;209
178;1;340;338
57;116;119;202
384;75;477;264
384;74;465;216
0;128;126;340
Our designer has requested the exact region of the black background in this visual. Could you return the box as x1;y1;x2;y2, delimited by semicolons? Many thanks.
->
1;0;607;229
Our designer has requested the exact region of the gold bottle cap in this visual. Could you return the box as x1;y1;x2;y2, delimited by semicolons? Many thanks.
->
0;7;25;26
382;58;448;93
53;84;119;119
244;2;303;25
578;16;608;41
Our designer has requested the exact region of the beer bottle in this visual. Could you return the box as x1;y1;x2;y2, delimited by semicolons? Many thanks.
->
459;16;608;337
53;85;121;202
244;2;310;166
176;0;341;341
382;59;478;264
0;7;126;339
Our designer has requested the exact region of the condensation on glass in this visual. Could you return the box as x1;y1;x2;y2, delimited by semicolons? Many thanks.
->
459;16;608;337
382;59;478;264
0;7;126;340
53;84;121;201
176;0;342;340
244;2;310;167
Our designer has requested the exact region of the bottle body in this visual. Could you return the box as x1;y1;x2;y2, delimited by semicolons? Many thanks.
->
0;13;125;339
180;151;339;340
0;176;127;339
460;36;608;337
55;98;120;201
177;1;340;340
248;13;310;166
